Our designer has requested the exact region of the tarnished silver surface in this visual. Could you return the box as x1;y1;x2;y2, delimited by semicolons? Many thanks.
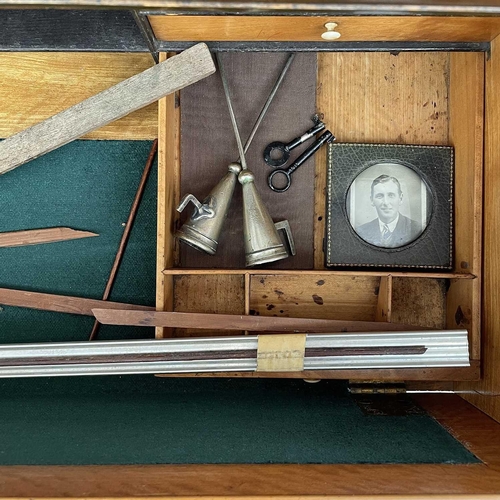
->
0;330;470;378
176;53;295;255
239;170;295;266
176;162;241;254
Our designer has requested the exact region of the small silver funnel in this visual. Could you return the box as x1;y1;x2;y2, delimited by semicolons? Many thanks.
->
239;169;295;267
176;162;241;255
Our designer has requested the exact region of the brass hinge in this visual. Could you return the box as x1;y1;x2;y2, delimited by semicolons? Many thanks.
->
348;380;407;395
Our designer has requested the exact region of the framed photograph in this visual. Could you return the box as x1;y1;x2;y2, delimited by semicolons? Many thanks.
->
325;143;453;269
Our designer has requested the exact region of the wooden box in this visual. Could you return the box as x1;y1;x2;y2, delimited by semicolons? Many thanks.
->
155;27;489;384
3;4;500;497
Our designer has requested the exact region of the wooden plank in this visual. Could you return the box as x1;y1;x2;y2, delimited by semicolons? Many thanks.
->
0;288;154;316
0;44;214;176
449;52;484;277
2;395;500;497
0;227;97;248
159;362;479;381
172;274;245;337
0;53;157;140
315;52;449;268
156;52;181;339
149;15;500;42
376;275;392;322
391;278;446;329
458;36;500;421
446;52;484;361
92;308;426;332
249;274;381;322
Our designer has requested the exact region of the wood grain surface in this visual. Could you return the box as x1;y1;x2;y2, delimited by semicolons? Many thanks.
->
391;278;446;330
0;227;97;248
172;274;245;337
149;15;500;42
156;52;181;339
458;36;500;422
446;52;484;361
0;44;214;176
249;274;380;321
0;288;154;316
158;363;479;381
0;394;498;496
0;52;157;140
92;308;426;332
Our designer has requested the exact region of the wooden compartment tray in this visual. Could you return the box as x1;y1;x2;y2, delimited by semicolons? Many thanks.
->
156;37;484;382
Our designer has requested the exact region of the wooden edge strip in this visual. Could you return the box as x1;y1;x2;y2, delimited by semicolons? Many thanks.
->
161;268;477;278
0;288;154;316
0;227;98;248
92;308;430;332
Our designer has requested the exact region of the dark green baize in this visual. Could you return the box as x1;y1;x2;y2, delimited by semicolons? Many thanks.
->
0;140;478;465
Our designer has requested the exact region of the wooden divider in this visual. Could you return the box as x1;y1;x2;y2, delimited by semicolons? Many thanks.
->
457;35;500;421
156;52;181;339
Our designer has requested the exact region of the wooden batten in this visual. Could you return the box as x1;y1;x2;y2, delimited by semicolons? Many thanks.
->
457;35;500;422
446;52;485;361
156;52;181;339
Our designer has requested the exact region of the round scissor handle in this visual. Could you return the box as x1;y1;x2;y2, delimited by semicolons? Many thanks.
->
268;169;292;193
263;141;290;168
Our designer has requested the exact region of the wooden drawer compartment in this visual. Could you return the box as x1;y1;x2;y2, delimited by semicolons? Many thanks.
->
157;47;485;381
148;15;500;43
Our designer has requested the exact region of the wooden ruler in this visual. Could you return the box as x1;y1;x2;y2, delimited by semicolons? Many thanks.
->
92;308;427;333
0;288;154;316
0;43;214;175
0;227;97;248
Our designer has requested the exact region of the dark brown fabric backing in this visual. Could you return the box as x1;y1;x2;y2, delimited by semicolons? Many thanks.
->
179;52;317;269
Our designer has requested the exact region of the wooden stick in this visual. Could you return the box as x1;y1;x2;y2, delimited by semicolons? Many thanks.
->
91;309;428;333
0;43;214;175
89;139;158;341
0;288;154;316
0;227;98;248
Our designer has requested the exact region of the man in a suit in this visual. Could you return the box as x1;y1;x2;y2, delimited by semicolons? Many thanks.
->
356;174;421;248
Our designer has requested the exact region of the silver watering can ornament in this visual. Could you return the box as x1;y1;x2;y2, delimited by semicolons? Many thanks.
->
176;162;241;255
176;53;297;266
238;169;295;266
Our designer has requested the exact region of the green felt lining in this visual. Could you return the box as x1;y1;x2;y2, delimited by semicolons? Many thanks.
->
0;140;479;466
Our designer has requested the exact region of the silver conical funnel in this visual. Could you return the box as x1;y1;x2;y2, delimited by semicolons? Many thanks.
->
239;169;295;267
176;162;241;255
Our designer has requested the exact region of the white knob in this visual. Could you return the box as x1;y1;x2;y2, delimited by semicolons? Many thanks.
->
321;22;341;40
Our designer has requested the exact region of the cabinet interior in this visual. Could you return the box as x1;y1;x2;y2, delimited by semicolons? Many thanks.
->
156;46;485;382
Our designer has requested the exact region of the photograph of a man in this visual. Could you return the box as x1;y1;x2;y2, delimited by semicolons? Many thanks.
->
355;174;421;248
346;162;430;250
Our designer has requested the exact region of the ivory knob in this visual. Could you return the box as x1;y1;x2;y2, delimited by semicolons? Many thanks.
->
321;22;341;40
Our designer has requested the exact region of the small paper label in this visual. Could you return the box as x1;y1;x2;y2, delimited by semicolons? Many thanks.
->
256;334;306;372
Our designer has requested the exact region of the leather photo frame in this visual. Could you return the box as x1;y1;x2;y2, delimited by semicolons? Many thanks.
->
325;143;453;269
